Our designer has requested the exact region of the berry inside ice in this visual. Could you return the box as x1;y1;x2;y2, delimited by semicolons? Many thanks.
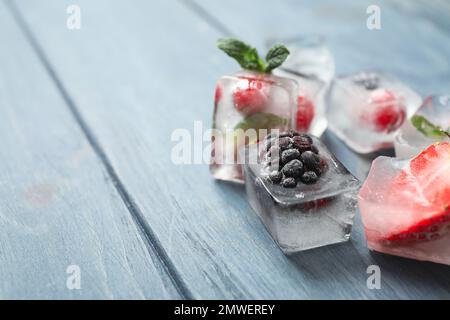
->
296;95;315;132
264;131;325;188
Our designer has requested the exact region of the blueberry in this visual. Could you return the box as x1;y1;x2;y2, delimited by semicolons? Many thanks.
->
292;135;312;152
310;144;319;154
300;151;321;171
278;137;293;150
281;148;300;165
282;177;297;188
281;159;304;178
269;171;283;184
301;171;318;184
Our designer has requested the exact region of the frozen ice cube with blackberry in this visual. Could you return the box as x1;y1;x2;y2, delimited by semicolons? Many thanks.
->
327;72;422;154
240;130;360;253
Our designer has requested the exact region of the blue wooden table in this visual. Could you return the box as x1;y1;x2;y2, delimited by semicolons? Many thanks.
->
0;0;449;299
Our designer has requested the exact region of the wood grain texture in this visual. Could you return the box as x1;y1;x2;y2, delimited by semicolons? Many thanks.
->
0;1;179;299
8;0;450;299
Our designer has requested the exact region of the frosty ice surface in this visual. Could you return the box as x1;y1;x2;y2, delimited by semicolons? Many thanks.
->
395;95;450;159
210;71;297;182
327;72;422;154
240;134;360;253
359;142;450;265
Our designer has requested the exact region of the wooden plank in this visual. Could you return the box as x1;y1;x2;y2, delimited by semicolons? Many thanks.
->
192;0;450;298
0;1;179;299
12;0;450;299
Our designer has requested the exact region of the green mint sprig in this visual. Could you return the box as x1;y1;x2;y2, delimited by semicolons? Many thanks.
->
411;115;450;139
217;38;289;73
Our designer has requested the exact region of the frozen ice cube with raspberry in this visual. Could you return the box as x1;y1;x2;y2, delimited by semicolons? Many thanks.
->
395;95;450;159
327;72;422;154
210;39;298;182
359;142;450;265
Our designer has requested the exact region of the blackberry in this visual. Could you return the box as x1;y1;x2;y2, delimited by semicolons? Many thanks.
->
282;177;297;188
281;148;300;165
281;159;304;178
301;171;318;184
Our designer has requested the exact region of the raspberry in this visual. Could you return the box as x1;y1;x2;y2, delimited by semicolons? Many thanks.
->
295;95;315;132
370;89;406;133
233;88;266;115
214;85;222;107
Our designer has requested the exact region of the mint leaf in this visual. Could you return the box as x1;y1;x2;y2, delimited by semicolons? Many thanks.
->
265;44;290;72
411;115;450;139
234;113;289;140
217;38;266;72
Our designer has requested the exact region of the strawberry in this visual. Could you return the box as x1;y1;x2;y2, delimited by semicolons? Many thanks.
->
233;77;268;115
295;95;315;132
369;89;406;133
383;142;450;244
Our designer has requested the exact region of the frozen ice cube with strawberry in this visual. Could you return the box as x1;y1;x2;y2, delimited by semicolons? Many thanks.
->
327;72;422;154
359;142;450;265
210;38;298;182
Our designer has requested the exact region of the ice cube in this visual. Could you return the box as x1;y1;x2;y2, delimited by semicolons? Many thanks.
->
268;35;335;84
210;71;297;183
327;72;422;154
274;69;328;137
240;133;360;253
359;142;450;265
395;95;450;159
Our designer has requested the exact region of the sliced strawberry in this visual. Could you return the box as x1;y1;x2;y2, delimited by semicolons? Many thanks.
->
369;89;406;133
295;95;315;132
383;142;450;244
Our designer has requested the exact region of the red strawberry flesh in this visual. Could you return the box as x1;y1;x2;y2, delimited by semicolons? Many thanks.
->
296;95;315;132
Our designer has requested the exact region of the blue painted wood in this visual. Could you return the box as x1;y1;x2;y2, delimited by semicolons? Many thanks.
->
0;0;179;299
5;0;450;299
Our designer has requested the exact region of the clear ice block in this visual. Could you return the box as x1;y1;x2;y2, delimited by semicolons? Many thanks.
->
395;95;450;159
240;134;360;254
327;72;422;154
269;35;335;84
274;69;328;137
210;71;297;183
359;142;450;265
